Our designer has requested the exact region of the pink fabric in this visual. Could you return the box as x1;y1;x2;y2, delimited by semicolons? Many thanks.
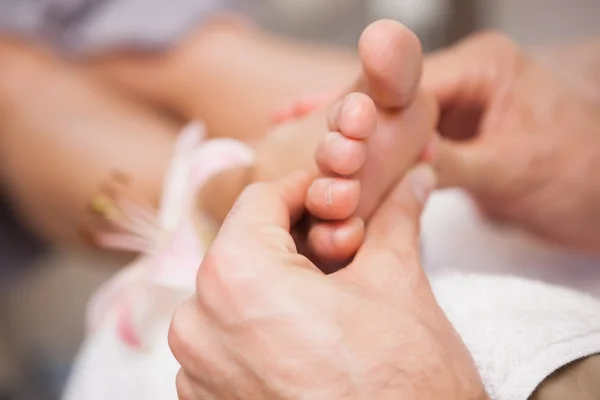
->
86;123;254;348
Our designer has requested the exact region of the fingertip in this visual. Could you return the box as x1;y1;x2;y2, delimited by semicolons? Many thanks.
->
222;171;312;236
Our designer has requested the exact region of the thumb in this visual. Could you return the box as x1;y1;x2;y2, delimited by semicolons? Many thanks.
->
343;165;436;288
427;136;500;194
423;31;516;109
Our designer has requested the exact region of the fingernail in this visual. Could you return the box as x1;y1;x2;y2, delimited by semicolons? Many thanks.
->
409;165;437;203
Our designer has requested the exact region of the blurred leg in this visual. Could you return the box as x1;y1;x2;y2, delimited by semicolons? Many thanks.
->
0;38;179;247
85;16;360;142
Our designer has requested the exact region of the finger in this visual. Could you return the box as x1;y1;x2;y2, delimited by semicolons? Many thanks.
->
428;136;497;193
176;370;219;400
170;301;236;397
422;38;494;109
201;171;316;296
219;170;311;249
169;300;216;379
176;370;201;400
347;165;436;284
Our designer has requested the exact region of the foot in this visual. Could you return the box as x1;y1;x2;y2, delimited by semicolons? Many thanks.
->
198;20;437;262
270;92;337;125
304;20;438;261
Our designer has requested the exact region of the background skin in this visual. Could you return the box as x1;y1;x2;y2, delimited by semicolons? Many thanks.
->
422;31;600;255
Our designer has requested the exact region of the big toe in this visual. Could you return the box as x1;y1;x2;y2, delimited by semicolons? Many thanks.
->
357;19;423;109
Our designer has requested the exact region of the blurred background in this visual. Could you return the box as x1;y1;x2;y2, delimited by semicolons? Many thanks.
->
0;0;599;399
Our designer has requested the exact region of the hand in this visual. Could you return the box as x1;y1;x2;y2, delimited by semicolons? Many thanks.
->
169;167;485;400
423;31;600;254
533;38;600;103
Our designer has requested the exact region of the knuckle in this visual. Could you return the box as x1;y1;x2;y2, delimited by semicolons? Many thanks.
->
175;370;195;400
201;239;260;291
168;306;193;361
169;302;213;376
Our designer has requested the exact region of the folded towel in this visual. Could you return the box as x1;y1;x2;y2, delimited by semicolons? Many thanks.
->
423;190;600;399
432;273;600;400
421;189;600;298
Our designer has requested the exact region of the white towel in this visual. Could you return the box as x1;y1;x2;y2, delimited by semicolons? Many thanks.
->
423;189;600;399
422;189;600;297
432;273;600;400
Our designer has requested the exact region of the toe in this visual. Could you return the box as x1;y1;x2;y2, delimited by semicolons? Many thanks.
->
308;217;365;263
329;92;378;139
357;19;423;109
318;92;376;176
306;178;360;221
315;131;367;176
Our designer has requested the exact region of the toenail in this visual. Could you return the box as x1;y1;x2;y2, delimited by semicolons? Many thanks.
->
326;180;357;206
325;132;349;163
325;183;333;206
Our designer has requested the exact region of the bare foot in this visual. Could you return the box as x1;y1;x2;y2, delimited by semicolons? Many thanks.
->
304;20;438;260
198;21;437;242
